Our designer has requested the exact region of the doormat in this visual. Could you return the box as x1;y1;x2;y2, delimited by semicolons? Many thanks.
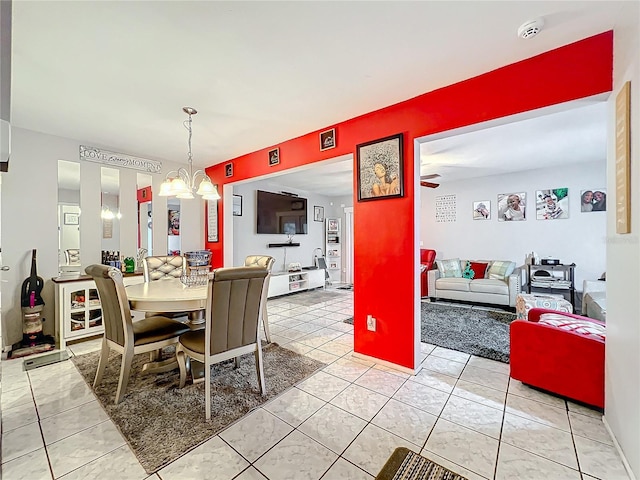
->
376;447;467;480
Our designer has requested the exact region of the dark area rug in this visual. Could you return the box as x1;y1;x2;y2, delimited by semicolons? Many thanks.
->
421;303;514;363
72;343;325;473
344;303;515;363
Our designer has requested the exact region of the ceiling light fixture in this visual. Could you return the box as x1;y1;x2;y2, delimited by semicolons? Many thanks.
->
518;18;544;39
158;107;220;200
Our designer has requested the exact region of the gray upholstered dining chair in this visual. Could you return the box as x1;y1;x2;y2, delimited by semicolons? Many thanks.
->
142;255;187;281
64;248;80;265
244;255;275;342
142;255;190;320
85;264;190;404
176;266;269;420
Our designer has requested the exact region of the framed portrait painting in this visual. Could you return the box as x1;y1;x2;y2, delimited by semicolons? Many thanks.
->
225;163;233;178
580;189;606;213
497;192;526;221
356;133;404;201
536;188;569;220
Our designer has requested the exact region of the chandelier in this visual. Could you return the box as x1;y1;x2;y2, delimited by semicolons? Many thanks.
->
158;107;220;200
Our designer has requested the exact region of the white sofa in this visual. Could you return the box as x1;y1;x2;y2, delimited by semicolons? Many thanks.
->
427;260;522;307
582;280;606;322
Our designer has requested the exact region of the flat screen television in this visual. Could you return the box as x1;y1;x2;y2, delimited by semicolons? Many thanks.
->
257;190;308;234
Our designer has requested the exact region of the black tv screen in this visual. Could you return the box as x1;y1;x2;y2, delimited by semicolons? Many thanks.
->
257;190;308;234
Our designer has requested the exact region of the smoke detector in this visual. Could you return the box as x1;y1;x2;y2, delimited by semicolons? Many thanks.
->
518;18;544;39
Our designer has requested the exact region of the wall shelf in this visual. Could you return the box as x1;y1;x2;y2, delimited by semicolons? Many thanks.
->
268;242;301;248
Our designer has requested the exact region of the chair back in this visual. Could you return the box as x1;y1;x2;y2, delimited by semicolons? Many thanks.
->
206;266;268;356
244;255;276;310
420;249;436;269
65;249;80;264
143;255;187;282
85;264;133;347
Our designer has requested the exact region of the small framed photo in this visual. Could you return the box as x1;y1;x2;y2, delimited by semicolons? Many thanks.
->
473;201;490;220
268;148;280;166
319;128;336;151
327;219;339;232
225;162;233;177
357;133;404;201
232;194;242;216
536;188;569;220
313;205;324;222
64;212;79;225
497;192;526;221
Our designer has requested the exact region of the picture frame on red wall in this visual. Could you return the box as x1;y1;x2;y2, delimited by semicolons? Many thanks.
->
356;133;404;202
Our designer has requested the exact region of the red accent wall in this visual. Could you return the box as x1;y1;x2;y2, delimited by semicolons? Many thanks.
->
204;32;613;369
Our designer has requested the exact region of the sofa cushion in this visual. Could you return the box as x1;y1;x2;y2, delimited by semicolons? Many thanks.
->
487;261;515;280
538;313;606;341
435;277;470;292
469;278;509;295
470;262;489;279
436;258;462;278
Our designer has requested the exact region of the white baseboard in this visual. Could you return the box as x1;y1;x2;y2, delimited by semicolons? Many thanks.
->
351;351;421;376
603;415;637;480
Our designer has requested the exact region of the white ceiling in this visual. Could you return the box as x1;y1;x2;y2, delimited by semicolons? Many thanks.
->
12;1;620;193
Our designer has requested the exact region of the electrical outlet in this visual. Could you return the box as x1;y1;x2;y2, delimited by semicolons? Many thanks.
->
366;314;376;331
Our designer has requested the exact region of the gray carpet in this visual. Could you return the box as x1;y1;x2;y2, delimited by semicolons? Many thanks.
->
72;343;325;473
344;303;515;363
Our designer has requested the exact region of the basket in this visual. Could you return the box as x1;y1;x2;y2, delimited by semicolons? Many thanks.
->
180;272;211;287
185;250;212;267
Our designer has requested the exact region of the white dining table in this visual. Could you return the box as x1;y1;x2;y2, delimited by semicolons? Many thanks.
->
126;278;208;379
126;278;208;315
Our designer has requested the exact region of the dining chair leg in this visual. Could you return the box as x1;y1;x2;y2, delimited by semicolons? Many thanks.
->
93;337;110;389
254;343;266;395
115;349;134;404
262;304;271;343
205;359;211;420
234;357;240;369
176;347;188;388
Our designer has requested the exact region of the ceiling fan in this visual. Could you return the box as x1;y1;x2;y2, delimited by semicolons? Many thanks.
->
420;173;441;188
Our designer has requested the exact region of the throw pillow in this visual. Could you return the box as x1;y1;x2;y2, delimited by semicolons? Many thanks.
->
487;261;515;281
436;258;462;278
469;262;489;279
538;313;606;341
462;261;475;279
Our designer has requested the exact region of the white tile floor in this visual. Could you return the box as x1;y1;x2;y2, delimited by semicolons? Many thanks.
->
0;290;630;480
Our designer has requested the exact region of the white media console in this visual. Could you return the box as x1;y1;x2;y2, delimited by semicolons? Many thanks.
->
267;269;325;298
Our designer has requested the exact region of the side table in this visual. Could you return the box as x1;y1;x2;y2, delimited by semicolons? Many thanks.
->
516;293;574;320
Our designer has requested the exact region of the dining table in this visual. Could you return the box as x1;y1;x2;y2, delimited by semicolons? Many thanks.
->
126;278;209;379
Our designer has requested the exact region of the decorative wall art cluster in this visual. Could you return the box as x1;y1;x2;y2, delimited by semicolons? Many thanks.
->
468;188;606;222
435;194;457;223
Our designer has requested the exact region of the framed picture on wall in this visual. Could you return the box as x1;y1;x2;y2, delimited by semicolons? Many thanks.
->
497;192;526;221
225;163;233;177
232;194;242;216
472;201;490;220
536;188;569;220
268;148;280;166
64;212;79;225
580;189;607;212
356;133;404;201
313;205;324;222
319;128;336;151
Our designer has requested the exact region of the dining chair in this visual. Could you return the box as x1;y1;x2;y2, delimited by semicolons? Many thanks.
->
244;255;275;342
176;266;269;420
142;255;190;320
64;248;80;265
85;264;191;404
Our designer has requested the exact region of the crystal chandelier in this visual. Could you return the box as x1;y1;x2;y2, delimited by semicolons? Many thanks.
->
158;107;220;200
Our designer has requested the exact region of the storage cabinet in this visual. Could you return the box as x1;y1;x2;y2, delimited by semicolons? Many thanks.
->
268;269;325;298
525;263;576;308
54;274;144;349
325;218;342;283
